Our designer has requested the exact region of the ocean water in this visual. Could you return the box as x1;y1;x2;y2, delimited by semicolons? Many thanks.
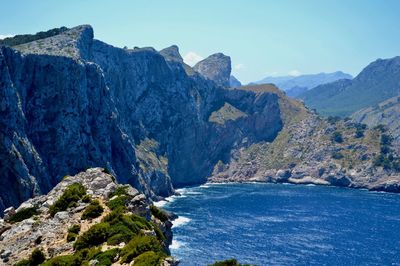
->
157;183;400;266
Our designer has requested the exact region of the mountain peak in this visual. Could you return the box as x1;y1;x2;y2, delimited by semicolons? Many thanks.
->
13;24;94;60
194;53;231;87
159;45;183;63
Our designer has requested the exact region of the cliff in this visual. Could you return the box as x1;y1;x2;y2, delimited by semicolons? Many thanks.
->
0;25;285;212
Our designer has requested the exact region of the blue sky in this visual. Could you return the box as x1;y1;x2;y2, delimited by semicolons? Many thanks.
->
1;0;400;83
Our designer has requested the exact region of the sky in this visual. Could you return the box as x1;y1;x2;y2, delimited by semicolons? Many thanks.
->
1;0;400;83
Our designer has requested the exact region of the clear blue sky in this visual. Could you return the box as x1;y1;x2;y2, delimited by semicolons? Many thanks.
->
1;0;400;83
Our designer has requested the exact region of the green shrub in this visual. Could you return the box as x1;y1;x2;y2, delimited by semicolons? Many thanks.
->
49;183;86;216
8;207;40;223
152;223;166;241
81;200;104;220
0;26;68;47
67;224;81;242
95;248;120;266
74;222;110;250
110;186;129;197
107;195;130;211
15;249;46;266
120;235;163;263
150;205;168;222
82;194;91;203
332;131;343;143
355;129;364;138
132;251;164;266
68;224;81;234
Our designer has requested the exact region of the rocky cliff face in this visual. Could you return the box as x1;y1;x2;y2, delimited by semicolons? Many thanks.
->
210;86;400;192
0;25;284;212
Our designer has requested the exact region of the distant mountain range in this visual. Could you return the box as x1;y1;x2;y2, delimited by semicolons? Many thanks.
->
299;56;400;117
254;71;352;97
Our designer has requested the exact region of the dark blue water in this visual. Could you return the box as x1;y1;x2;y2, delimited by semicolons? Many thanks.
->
157;183;400;266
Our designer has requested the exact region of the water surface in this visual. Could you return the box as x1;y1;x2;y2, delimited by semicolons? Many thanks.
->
158;183;400;265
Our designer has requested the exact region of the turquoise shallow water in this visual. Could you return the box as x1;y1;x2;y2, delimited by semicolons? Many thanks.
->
157;183;400;266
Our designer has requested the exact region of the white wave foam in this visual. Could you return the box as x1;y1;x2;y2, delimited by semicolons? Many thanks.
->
170;239;184;250
172;216;191;228
153;200;168;208
199;184;210;188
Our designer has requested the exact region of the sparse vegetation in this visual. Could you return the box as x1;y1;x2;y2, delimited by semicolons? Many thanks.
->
131;251;165;266
120;235;163;263
150;205;169;222
81;200;104;220
67;224;81;242
332;131;343;143
0;27;68;47
15;249;46;266
49;183;86;216
7;207;40;223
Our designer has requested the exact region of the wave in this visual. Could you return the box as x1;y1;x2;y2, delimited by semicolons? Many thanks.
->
170;239;184;250
172;216;191;228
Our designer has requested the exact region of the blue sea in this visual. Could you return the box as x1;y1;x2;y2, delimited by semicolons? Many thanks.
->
156;183;400;266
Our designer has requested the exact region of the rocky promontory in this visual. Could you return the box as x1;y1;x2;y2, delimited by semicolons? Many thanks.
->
0;168;177;265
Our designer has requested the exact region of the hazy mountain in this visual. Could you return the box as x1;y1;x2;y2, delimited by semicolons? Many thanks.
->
299;56;400;117
254;71;353;96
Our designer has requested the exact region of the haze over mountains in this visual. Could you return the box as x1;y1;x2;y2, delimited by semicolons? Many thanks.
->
299;56;400;117
254;71;353;97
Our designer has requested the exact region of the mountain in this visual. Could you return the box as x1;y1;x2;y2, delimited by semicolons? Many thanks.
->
229;75;242;87
299;56;400;117
193;53;231;87
0;25;286;212
255;71;352;96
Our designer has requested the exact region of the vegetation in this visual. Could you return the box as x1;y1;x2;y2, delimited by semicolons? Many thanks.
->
332;131;343;143
209;259;252;266
73;222;110;250
81;200;104;220
107;195;130;211
7;207;40;223
120;235;163;263
0;27;68;47
49;183;86;216
67;224;81;242
132;251;165;266
15;249;46;266
150;205;168;222
373;132;400;171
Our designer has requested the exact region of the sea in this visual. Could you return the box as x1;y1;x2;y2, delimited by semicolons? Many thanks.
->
155;182;400;266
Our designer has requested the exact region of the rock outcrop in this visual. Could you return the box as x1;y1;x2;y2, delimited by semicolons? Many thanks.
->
229;75;242;87
194;53;231;87
0;168;177;265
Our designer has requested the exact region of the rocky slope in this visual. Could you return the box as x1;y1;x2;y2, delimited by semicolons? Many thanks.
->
0;25;285;212
299;56;400;117
352;95;400;153
0;168;177;265
210;85;400;192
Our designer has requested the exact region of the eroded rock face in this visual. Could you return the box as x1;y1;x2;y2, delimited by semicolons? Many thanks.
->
194;53;231;87
0;26;285;212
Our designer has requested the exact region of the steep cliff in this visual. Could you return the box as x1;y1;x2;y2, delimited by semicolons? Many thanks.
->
0;25;284;212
